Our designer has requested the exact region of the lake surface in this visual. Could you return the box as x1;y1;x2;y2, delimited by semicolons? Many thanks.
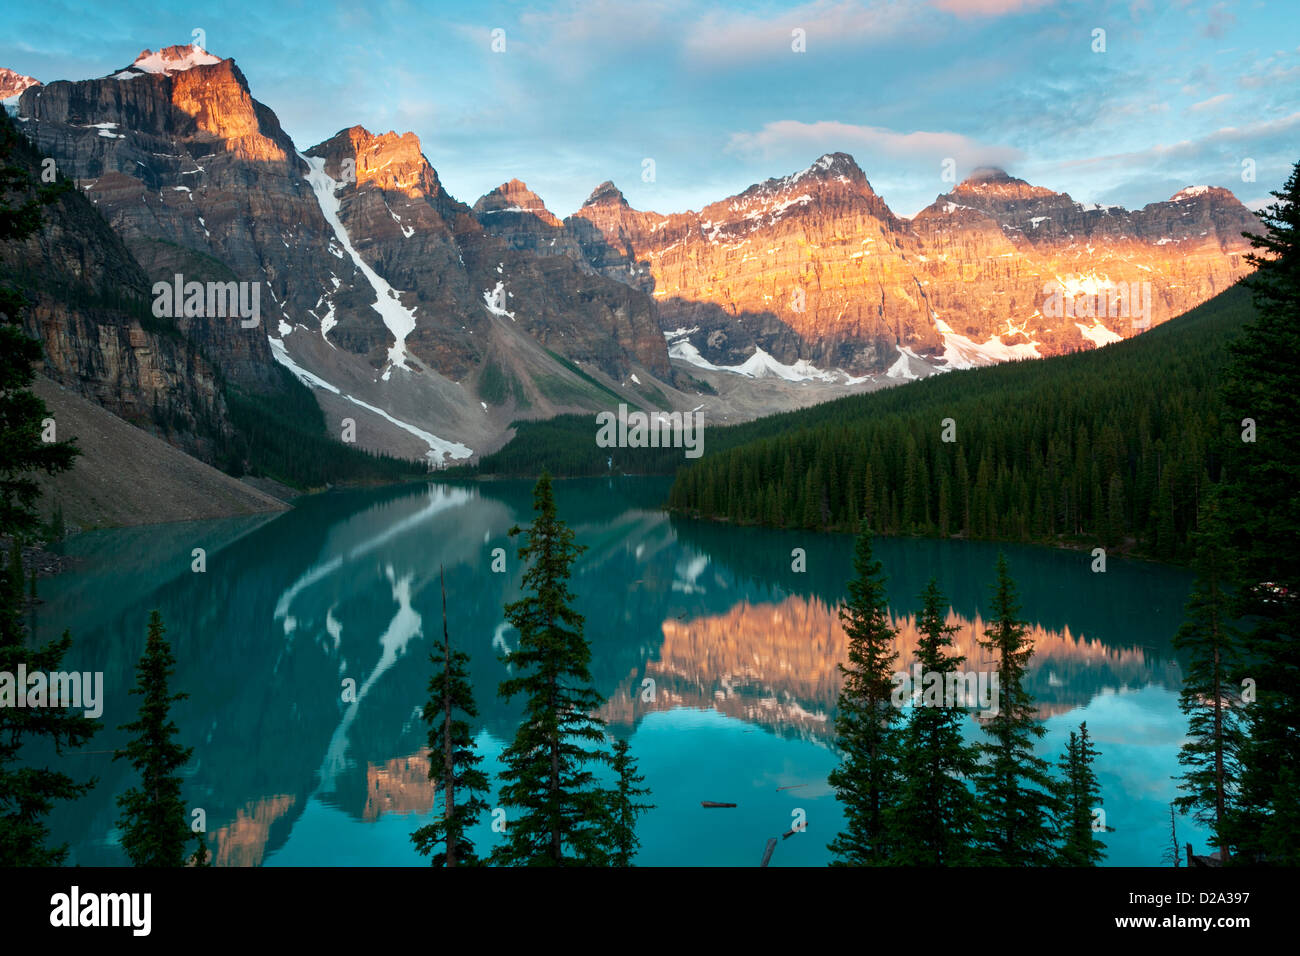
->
29;476;1204;866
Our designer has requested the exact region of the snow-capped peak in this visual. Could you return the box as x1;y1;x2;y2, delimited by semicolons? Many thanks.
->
787;152;862;185
112;44;221;80
1170;185;1211;202
0;67;40;103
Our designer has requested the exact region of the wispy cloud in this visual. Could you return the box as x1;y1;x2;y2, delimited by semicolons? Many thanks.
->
681;0;923;64
929;0;1054;16
0;0;1291;219
726;119;1021;173
1189;93;1233;112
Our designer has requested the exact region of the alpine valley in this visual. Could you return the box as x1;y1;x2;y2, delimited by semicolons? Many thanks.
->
3;43;1258;501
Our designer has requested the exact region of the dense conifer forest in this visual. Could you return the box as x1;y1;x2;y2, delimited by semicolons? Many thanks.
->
220;365;420;489
469;281;1253;561
666;282;1255;560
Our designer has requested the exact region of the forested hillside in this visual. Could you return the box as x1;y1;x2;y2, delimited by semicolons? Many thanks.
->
666;283;1255;560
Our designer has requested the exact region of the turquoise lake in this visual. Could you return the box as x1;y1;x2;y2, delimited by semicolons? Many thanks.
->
28;476;1205;866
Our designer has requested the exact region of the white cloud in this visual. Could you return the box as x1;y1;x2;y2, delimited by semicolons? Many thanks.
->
725;119;1021;172
1189;93;1233;112
1054;110;1300;173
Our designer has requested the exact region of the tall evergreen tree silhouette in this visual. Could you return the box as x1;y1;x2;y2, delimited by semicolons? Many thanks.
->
412;567;489;866
1219;159;1300;865
827;521;901;865
888;579;979;865
972;554;1059;865
605;738;652;866
491;473;612;866
1055;722;1106;865
1172;502;1245;860
114;610;199;866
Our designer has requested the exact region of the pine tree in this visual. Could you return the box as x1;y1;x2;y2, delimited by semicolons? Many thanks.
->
114;610;198;867
0;112;96;866
827;521;902;865
605;738;652;866
1172;502;1245;860
411;567;490;866
1055;722;1106;865
887;579;979;865
491;473;612;866
972;554;1059;865
1219;159;1300;866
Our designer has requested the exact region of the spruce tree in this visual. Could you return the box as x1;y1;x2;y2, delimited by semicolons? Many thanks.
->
0;111;96;866
491;472;612;866
605;738;652;866
827;521;902;865
114;610;198;867
1171;502;1245;860
1055;722;1106;865
411;567;490;866
972;554;1059;865
887;579;979;865
1219;159;1300;865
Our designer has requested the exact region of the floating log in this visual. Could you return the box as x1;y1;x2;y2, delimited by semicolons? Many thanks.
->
701;801;737;808
760;838;777;867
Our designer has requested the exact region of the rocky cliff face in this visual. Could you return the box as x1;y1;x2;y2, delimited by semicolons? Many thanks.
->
12;48;678;463
12;47;326;392
565;155;1258;373
307;127;671;381
474;178;587;261
0;109;232;461
907;169;1255;357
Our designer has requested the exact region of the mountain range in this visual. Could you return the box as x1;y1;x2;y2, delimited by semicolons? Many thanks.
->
3;43;1259;471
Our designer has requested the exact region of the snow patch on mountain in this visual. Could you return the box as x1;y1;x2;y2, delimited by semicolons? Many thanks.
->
268;335;471;463
1076;321;1123;347
113;44;221;79
667;334;844;383
933;316;1041;368
482;281;516;320
302;153;416;370
886;346;919;380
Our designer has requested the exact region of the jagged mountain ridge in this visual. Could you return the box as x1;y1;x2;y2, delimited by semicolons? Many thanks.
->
12;45;683;464
5;42;1260;465
554;153;1257;374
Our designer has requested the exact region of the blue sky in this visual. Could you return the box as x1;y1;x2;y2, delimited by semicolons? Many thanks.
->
2;0;1295;217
